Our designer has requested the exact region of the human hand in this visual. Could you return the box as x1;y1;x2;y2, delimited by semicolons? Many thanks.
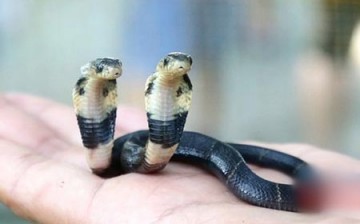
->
0;93;359;224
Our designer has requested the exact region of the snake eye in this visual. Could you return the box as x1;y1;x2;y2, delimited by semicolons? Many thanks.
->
163;57;170;67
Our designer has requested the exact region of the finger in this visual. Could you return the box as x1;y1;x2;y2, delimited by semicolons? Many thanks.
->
0;96;88;167
3;93;82;145
4;93;147;143
0;139;102;223
0;96;71;153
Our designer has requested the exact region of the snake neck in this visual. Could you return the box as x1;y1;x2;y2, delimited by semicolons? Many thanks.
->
74;77;117;118
138;72;192;173
73;76;117;173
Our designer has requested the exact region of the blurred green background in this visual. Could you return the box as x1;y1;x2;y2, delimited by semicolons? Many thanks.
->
1;0;360;222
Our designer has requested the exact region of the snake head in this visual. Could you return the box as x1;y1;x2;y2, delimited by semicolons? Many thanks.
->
81;57;122;80
157;52;192;77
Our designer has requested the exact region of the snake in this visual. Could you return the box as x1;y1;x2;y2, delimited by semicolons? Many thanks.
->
72;53;317;212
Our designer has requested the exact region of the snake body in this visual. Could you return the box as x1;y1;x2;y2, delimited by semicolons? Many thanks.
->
111;130;314;211
73;58;121;173
140;53;192;172
73;53;316;212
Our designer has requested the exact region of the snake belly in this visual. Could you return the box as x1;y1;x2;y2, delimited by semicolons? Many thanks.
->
73;53;317;212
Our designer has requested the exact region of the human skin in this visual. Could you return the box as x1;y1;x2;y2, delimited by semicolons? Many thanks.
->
0;93;359;224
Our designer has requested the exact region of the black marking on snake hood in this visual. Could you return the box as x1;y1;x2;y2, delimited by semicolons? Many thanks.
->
76;77;87;87
176;87;183;97
163;57;170;66
175;74;192;97
145;76;156;96
77;108;117;149
147;111;188;148
103;79;117;97
79;88;85;95
109;79;117;86
75;77;88;95
183;74;192;90
103;88;109;97
145;82;154;96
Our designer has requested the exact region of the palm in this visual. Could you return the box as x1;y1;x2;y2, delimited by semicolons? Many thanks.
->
0;94;359;223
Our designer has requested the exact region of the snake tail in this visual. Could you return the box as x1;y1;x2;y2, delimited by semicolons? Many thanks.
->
72;58;122;173
137;52;193;173
174;132;299;211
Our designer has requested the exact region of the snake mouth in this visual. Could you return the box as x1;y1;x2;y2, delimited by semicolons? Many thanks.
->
103;70;122;80
179;67;190;72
